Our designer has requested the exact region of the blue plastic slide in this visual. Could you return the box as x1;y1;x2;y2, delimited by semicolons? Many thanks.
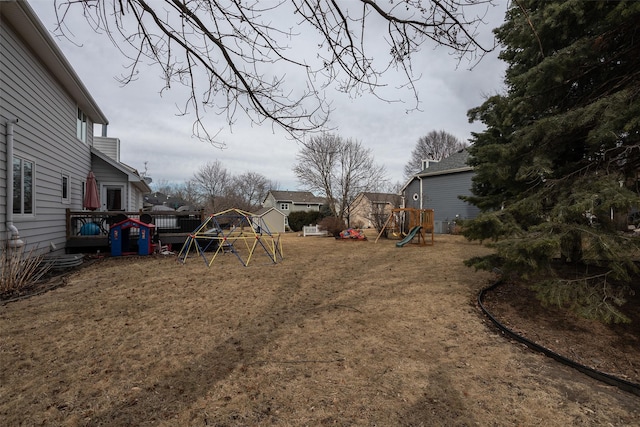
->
396;226;422;247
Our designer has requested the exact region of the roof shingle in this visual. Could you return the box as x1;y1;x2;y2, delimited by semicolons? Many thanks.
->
268;190;325;204
417;149;471;175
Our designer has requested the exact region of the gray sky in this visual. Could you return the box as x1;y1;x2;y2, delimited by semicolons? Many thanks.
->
29;0;507;191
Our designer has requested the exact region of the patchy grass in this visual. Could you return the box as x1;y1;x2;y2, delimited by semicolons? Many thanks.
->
0;233;638;426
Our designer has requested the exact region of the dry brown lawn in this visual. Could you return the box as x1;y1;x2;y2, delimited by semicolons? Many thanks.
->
1;233;638;426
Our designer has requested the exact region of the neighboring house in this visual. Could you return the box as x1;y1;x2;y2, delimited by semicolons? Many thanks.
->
262;190;325;231
348;192;401;229
252;206;287;234
263;190;325;216
92;136;151;211
401;149;480;233
1;1;109;253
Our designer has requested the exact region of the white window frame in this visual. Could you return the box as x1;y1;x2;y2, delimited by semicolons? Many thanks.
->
13;156;35;216
102;183;126;211
279;203;289;210
61;172;71;204
76;107;87;143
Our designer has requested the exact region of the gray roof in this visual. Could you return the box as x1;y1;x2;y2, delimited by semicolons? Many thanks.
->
253;207;270;216
361;192;400;204
253;206;287;217
400;149;473;193
416;149;471;176
268;190;325;204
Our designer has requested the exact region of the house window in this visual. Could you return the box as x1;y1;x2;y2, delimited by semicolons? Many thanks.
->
61;173;70;204
77;107;87;143
412;193;419;201
13;157;34;215
279;203;289;210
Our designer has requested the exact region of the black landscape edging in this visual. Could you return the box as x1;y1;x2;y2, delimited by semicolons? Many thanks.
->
478;280;640;397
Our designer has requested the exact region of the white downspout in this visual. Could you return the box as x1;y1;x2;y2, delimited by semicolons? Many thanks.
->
418;176;423;210
5;119;25;248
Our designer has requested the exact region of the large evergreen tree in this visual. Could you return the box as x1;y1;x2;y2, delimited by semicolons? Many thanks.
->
464;1;640;322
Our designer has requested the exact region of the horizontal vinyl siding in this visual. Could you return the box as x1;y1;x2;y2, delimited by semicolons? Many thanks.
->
1;21;94;253
404;180;422;210
349;195;369;227
91;156;129;211
289;204;304;213
0;125;6;237
91;156;127;184
423;172;479;222
129;186;143;211
290;204;319;213
264;194;275;208
402;172;479;233
93;137;119;161
261;210;285;233
129;187;137;211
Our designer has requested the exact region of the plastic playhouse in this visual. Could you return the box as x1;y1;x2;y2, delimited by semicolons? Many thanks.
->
109;217;156;256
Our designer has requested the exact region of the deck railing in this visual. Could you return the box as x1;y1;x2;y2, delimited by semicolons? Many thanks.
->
66;209;206;240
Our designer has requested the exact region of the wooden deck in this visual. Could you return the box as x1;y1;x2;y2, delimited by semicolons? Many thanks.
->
66;209;206;252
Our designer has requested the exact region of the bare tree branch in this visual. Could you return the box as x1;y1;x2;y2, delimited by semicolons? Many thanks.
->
294;133;386;218
52;0;497;147
403;129;469;179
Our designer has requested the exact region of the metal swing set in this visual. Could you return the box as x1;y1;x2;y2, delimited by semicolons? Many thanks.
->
178;208;283;267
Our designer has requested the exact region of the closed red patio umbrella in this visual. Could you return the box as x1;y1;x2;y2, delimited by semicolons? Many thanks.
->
83;171;100;211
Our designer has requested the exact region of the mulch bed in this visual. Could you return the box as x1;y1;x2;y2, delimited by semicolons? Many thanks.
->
481;278;640;385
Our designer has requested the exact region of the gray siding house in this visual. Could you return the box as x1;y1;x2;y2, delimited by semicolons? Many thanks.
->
92;136;150;211
1;0;109;253
401;149;479;233
263;190;325;215
262;190;325;230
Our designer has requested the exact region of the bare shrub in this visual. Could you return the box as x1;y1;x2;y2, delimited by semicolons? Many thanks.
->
1;247;51;295
351;220;365;229
318;216;347;237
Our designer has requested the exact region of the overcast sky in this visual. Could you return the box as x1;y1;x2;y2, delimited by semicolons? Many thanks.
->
29;0;508;192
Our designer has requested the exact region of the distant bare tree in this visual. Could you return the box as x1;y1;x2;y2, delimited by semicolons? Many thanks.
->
294;133;342;214
150;179;203;208
150;179;177;196
52;1;495;146
192;160;231;212
151;167;276;212
231;172;275;211
294;133;386;219
173;180;202;209
403;130;468;179
367;179;403;196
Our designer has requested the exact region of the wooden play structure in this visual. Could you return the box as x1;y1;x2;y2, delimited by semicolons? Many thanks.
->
178;208;283;267
374;208;434;246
